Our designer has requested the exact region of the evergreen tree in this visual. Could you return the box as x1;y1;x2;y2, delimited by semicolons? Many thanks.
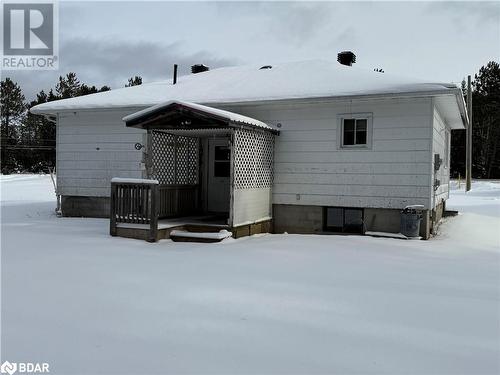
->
55;72;81;98
451;61;500;178
1;78;26;173
472;61;500;178
79;84;111;96
460;79;467;97
47;88;59;101
79;84;99;96
451;79;469;177
125;76;142;87
2;74;115;173
19;90;56;171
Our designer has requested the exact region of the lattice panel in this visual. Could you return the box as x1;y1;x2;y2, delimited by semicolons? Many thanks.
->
151;131;199;185
233;129;274;189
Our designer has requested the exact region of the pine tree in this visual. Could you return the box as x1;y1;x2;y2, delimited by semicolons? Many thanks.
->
1;78;26;173
451;62;500;178
472;61;500;178
79;84;99;96
55;72;81;98
125;76;142;87
451;79;469;177
19;90;56;171
78;84;112;95
2;73;115;173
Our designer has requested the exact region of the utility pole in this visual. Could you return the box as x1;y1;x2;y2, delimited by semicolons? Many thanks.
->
466;75;472;192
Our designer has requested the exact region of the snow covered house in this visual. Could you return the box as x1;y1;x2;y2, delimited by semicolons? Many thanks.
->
31;57;468;240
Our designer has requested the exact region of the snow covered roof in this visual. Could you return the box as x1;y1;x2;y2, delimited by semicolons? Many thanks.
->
123;100;274;131
30;60;464;115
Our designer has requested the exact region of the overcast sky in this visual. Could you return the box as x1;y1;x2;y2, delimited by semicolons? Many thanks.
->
5;1;500;100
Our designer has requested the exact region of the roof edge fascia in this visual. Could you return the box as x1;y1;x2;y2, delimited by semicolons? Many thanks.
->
30;89;460;116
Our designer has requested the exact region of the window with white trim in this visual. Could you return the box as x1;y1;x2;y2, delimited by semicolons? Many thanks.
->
342;118;368;147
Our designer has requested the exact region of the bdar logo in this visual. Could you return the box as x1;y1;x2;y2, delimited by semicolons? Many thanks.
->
0;361;17;375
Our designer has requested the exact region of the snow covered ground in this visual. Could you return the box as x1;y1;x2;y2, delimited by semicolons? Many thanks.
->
1;175;499;375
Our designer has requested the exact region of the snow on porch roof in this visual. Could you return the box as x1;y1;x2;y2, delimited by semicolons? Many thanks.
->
122;100;276;131
30;60;464;114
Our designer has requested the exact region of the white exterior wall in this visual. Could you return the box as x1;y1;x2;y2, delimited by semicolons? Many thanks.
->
223;97;434;210
56;96;444;212
56;108;146;197
432;104;451;208
232;188;272;227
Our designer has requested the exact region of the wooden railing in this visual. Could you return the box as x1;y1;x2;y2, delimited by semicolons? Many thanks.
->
159;185;199;218
110;179;200;242
110;178;159;242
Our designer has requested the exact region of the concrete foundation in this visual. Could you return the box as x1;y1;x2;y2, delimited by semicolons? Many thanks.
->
420;209;431;240
273;204;323;234
364;208;401;234
430;200;445;235
64;195;439;240
61;196;110;218
273;204;433;239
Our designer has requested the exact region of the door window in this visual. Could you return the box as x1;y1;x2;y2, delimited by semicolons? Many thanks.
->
213;146;230;177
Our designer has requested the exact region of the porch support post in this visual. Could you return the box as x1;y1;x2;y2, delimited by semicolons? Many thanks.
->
110;182;117;236
149;183;159;242
228;129;236;228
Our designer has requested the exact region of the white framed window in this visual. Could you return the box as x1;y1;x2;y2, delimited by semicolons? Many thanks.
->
339;114;373;149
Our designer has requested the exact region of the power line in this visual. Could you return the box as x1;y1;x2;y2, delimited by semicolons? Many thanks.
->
2;145;55;150
1;137;55;142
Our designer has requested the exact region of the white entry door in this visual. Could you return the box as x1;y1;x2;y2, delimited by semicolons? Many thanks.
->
207;139;231;213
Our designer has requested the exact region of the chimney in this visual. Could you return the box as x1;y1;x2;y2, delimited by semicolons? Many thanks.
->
191;64;209;74
173;64;178;85
337;51;356;66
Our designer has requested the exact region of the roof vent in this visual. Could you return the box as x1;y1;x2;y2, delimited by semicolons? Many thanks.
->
191;64;209;74
337;51;356;67
260;65;272;70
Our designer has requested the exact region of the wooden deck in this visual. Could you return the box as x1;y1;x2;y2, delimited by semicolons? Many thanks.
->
109;179;271;242
114;215;230;242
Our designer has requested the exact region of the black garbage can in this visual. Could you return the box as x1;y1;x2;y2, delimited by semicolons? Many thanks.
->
400;206;423;237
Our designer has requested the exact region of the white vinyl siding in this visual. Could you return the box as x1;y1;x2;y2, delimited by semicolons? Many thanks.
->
223;97;433;210
56;108;146;197
56;96;443;212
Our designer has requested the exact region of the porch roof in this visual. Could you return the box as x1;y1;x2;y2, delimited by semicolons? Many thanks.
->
123;100;277;133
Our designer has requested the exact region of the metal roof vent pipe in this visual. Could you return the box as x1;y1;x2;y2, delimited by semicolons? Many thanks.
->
337;51;356;66
191;64;209;74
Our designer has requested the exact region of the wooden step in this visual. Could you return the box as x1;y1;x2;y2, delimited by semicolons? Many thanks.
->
169;229;233;243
